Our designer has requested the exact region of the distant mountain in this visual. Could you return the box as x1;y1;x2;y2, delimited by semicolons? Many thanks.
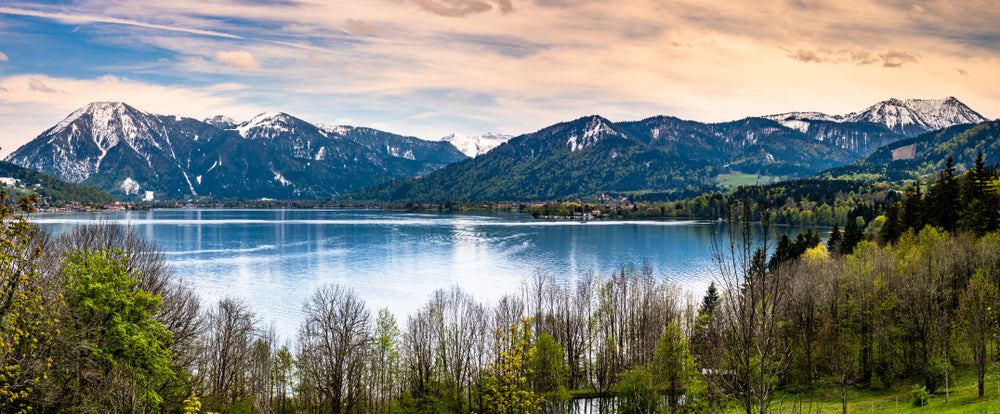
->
6;102;467;200
353;97;990;202
763;97;988;155
816;120;1000;183
618;116;855;175
319;124;466;172
351;115;719;201
7;97;989;202
844;97;987;136
0;160;112;205
438;133;512;157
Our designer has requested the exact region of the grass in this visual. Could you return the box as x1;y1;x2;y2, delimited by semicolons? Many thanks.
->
762;371;1000;414
715;173;780;188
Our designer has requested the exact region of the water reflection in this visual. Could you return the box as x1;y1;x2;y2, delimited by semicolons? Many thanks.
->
33;208;783;340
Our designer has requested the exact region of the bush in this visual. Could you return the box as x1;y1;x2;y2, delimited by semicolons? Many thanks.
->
910;384;931;407
923;357;946;393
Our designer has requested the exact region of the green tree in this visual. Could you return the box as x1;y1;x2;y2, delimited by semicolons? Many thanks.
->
57;248;174;411
483;317;540;414
841;217;864;255
901;181;924;233
879;203;903;246
826;223;842;253
614;367;656;414
371;307;401;414
652;322;699;413
926;156;960;232
958;270;998;397
0;193;59;414
528;332;569;411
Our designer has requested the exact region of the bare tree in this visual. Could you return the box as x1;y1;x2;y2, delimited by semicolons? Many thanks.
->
297;284;371;413
710;193;788;414
201;297;258;409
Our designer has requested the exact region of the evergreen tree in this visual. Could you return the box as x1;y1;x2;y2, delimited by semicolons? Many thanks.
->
841;218;864;255
901;181;924;232
827;223;843;253
880;202;903;246
700;282;719;317
927;156;960;232
959;152;999;235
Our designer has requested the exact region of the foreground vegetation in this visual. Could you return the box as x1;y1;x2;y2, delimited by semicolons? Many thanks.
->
3;153;1000;413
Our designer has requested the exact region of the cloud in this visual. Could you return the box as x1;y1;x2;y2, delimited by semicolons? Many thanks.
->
497;0;514;14
344;19;381;36
956;68;968;76
29;78;57;93
413;0;493;17
0;50;7;62
785;48;920;68
879;50;919;68
0;6;243;39
787;49;826;63
215;50;261;69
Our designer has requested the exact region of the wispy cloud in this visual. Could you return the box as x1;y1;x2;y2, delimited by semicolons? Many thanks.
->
344;19;381;36
28;78;57;93
0;0;998;152
784;48;920;68
0;6;243;39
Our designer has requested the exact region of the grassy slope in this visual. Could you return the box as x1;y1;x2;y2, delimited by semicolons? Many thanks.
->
716;172;780;188
766;371;1000;413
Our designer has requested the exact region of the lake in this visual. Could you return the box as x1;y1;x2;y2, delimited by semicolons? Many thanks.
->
34;208;732;340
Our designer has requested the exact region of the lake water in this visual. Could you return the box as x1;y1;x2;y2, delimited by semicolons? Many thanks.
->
34;208;730;340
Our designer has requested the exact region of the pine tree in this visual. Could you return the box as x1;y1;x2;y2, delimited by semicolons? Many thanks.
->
901;181;924;232
927;156;960;232
880;202;903;246
827;223;843;253
841;217;864;255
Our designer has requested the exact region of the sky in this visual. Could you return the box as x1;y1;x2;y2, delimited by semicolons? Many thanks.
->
1;0;999;156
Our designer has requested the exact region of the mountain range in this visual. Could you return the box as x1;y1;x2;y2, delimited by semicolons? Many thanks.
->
6;102;467;199
5;97;990;201
353;98;989;201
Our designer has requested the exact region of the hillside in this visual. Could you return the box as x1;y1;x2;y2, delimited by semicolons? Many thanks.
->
816;121;1000;183
0;161;112;205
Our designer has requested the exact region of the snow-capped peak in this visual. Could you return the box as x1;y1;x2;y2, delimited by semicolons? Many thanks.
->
567;116;622;152
762;97;987;137
235;111;300;138
844;97;988;135
439;132;512;157
204;115;238;129
52;101;132;133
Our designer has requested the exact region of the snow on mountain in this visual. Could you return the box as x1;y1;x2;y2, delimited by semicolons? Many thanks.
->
567;116;624;152
6;102;472;200
204;115;238;129
439;132;512;157
235;111;300;138
762;112;844;133
844;97;988;135
315;124;352;136
6;101;173;183
763;97;988;137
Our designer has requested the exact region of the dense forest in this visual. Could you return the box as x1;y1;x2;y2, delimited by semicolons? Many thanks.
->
3;152;1000;413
